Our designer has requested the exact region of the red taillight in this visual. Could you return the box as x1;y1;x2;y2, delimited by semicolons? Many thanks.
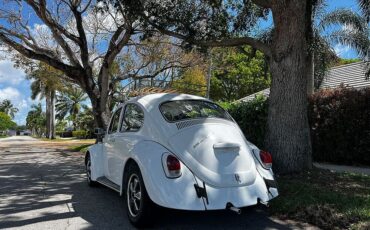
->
259;150;272;168
162;153;182;178
167;155;181;171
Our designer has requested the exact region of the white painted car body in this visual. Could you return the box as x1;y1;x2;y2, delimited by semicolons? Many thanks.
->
87;93;278;211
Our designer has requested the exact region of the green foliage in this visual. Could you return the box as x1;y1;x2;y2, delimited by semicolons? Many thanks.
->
210;46;270;101
0;99;19;119
224;86;370;166
334;58;361;66
271;170;370;229
56;87;88;128
223;95;269;148
27;62;64;100
56;120;68;132
75;107;95;132
72;130;91;139
69;144;93;153
26;104;46;137
0;112;16;131
15;125;27;131
172;67;207;96
309;86;370;165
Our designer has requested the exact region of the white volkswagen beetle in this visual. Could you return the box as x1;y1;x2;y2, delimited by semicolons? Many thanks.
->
86;93;278;227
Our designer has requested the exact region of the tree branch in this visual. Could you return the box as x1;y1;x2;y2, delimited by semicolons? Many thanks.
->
25;0;81;66
70;3;91;72
251;0;272;8
113;63;191;82
143;15;272;57
0;33;83;82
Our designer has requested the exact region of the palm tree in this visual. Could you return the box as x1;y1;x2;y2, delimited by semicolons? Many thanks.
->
0;99;18;119
321;9;369;58
56;87;88;130
319;1;369;75
305;1;370;93
27;63;64;139
358;0;370;23
26;103;46;137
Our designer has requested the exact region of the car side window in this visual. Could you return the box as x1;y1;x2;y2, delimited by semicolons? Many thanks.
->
121;104;144;132
108;109;121;134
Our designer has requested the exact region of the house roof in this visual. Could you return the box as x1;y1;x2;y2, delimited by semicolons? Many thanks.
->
236;88;270;103
237;61;370;103
321;61;369;89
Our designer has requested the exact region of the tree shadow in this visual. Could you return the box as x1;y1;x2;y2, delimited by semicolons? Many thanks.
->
0;141;309;230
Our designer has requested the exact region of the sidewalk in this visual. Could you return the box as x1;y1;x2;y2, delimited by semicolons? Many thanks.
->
314;162;370;176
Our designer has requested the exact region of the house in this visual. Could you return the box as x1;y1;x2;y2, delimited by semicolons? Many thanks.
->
237;61;370;102
321;61;369;89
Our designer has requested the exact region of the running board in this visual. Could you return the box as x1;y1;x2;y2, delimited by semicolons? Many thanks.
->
97;176;120;192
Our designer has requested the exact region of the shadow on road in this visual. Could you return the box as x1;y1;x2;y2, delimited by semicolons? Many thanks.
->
0;141;307;230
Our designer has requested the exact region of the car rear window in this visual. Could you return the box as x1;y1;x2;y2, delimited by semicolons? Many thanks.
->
159;100;233;122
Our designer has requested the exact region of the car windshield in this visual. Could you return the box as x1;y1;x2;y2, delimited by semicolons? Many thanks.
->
160;100;233;122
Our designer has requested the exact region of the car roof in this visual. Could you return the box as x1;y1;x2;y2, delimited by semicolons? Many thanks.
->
123;93;210;111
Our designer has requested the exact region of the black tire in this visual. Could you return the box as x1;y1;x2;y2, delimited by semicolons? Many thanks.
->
124;163;155;227
85;153;98;187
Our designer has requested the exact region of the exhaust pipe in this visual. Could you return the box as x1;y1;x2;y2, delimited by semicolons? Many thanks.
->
226;202;241;214
258;199;269;207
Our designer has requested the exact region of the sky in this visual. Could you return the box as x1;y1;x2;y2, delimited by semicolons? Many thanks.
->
0;0;365;125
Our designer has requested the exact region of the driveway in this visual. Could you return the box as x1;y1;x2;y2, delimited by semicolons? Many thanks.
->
0;136;316;229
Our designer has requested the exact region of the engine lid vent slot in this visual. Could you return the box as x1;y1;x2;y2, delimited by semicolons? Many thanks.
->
176;119;227;130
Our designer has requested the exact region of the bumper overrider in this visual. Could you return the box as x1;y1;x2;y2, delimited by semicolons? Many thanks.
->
193;174;278;211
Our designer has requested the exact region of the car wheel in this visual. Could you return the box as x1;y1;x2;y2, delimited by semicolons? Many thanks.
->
125;163;155;227
85;154;98;187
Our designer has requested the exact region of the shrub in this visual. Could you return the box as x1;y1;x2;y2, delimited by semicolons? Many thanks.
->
222;86;370;166
56;130;73;138
309;86;370;166
72;130;90;139
222;95;269;148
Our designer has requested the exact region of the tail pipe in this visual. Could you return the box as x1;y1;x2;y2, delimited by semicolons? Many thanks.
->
226;202;241;214
259;199;269;207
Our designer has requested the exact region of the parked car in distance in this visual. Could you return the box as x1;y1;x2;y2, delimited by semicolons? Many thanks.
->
86;93;278;227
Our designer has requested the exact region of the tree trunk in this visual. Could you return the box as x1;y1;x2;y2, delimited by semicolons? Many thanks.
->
265;1;312;174
307;51;314;95
45;91;56;139
88;91;111;130
50;90;56;139
45;93;51;139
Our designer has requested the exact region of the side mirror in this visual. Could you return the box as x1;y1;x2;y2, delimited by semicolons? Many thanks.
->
94;128;105;135
94;128;105;143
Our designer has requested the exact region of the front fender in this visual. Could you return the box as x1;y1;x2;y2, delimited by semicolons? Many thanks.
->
128;140;205;210
87;143;104;181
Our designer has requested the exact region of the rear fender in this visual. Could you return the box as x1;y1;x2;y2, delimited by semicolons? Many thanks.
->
87;143;104;181
248;145;279;200
126;140;205;210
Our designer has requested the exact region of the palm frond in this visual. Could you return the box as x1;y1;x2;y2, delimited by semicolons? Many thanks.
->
358;0;370;23
328;29;369;58
320;9;367;33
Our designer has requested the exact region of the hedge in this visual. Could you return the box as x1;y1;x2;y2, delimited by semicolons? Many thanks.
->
72;130;91;139
221;95;268;148
309;87;370;166
56;130;73;138
222;86;370;166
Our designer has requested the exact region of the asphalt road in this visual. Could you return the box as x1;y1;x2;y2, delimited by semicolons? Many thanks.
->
0;136;316;230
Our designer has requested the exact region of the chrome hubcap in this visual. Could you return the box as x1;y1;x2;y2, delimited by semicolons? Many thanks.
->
127;174;142;217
